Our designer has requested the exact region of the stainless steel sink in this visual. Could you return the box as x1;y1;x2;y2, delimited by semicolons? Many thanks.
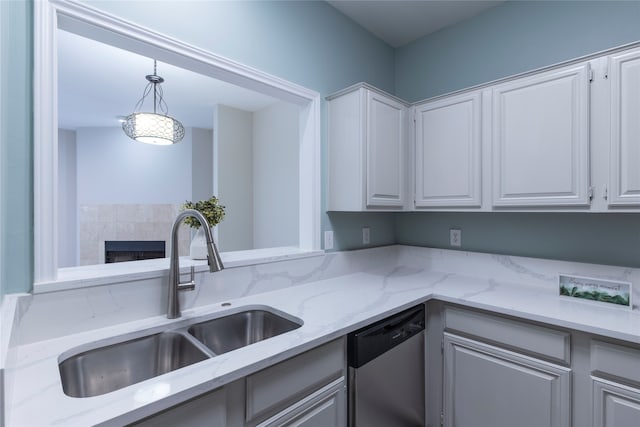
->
188;309;302;355
59;332;208;398
59;308;302;397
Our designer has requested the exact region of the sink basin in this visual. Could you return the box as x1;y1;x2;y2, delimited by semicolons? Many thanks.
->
188;309;302;355
59;332;208;398
59;308;302;397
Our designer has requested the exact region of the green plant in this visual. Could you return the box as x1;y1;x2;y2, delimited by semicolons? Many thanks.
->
182;196;225;229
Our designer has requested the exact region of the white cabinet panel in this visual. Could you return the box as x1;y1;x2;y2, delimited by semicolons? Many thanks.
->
609;48;640;206
492;63;590;207
130;387;226;427
443;333;571;427
246;338;344;423
414;91;482;208
327;84;407;211
444;306;571;364
257;379;346;427
592;378;640;427
366;91;406;207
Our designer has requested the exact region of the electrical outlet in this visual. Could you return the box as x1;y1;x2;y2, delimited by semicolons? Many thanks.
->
324;230;334;250
362;227;371;245
450;228;462;247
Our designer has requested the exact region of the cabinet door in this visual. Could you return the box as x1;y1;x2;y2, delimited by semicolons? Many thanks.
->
492;63;590;207
257;379;346;427
609;48;640;206
366;91;405;208
593;378;640;427
245;338;344;423
414;91;482;208
443;333;571;427
129;387;226;427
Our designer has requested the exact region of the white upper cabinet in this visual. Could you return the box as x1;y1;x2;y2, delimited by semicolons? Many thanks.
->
327;85;407;211
327;45;640;213
414;91;482;208
608;48;640;206
491;63;591;207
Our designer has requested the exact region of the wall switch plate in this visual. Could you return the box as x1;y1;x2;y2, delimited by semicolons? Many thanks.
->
324;230;334;250
362;226;370;245
450;228;462;247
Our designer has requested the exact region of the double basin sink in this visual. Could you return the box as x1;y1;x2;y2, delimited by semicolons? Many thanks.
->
58;308;302;398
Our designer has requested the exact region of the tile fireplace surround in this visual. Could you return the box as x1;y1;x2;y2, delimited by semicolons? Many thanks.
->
78;204;190;265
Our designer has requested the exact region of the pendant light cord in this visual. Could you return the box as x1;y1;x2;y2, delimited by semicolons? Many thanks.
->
131;59;170;116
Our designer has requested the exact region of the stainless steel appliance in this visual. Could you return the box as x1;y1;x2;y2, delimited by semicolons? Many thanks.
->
348;304;426;427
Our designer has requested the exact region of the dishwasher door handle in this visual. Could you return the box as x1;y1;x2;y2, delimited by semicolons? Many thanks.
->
391;331;403;340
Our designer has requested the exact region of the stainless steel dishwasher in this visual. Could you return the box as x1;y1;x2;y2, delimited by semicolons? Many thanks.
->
347;304;425;427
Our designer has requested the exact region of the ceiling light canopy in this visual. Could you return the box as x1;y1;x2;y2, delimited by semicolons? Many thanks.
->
122;60;185;145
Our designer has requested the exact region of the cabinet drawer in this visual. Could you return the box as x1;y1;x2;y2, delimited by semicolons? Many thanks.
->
444;306;570;364
256;378;346;427
591;340;640;385
246;338;345;422
129;387;226;427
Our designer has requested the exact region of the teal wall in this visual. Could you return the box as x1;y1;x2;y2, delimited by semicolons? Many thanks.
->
396;1;640;101
88;0;395;96
394;1;640;268
86;0;399;256
0;0;33;302
396;213;640;268
3;1;640;301
0;0;397;298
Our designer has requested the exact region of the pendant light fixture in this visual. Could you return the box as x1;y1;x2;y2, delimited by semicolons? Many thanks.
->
122;60;185;145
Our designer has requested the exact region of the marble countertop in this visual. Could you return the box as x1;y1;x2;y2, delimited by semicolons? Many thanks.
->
5;248;640;426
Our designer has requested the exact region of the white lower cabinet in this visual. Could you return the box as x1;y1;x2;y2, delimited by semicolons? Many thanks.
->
130;338;346;427
245;338;345;426
590;340;640;427
129;386;227;427
592;378;640;427
433;305;640;427
443;333;571;427
257;379;346;427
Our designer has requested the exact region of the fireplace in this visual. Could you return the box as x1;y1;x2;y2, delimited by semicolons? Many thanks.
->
105;240;166;264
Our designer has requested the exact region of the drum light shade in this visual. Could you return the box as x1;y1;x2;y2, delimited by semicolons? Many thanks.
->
122;60;185;145
122;112;185;146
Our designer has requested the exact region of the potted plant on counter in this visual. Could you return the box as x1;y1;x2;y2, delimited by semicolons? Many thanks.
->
182;196;225;259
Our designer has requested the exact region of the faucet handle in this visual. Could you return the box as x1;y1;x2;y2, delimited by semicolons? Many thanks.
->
177;265;196;291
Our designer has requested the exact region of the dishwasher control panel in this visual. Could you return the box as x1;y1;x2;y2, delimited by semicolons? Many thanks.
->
347;304;425;368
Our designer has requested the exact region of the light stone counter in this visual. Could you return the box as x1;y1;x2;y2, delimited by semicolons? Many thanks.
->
3;246;640;426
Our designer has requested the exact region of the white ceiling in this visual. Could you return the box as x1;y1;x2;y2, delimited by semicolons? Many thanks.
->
58;30;280;129
327;0;504;47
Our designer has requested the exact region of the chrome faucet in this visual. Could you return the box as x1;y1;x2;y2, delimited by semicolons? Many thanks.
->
167;209;224;319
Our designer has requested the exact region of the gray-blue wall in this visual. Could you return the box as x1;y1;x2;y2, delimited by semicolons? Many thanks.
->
396;1;640;101
0;0;33;300
3;1;640;302
0;0;397;299
394;0;640;268
85;0;400;266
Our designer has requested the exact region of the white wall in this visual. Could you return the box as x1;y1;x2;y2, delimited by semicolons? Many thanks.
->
76;127;193;205
215;105;254;251
253;102;299;248
58;129;77;267
64;127;205;266
191;127;213;202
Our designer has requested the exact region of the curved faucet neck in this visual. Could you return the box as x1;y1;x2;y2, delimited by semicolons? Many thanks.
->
167;209;224;319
